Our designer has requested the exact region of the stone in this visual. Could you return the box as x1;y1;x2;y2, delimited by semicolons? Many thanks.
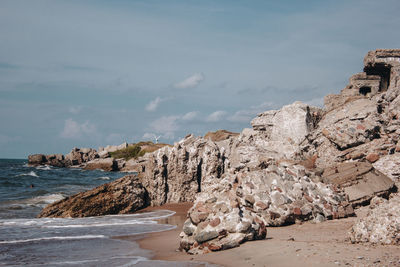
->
190;211;209;225
37;175;148;218
322;162;394;205
366;153;380;163
84;158;118;172
28;154;46;165
209;217;221;227
349;194;400;245
194;230;219;243
183;219;196;236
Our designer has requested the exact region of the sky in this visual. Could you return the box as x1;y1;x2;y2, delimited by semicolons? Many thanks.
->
1;0;400;158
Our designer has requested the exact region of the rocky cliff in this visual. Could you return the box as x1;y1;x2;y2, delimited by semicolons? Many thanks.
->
37;49;400;253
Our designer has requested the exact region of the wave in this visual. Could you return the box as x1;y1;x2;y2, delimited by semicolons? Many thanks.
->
47;256;147;266
0;234;106;244
97;176;110;180
26;193;65;205
44;220;158;228
36;165;52;170
16;171;39;177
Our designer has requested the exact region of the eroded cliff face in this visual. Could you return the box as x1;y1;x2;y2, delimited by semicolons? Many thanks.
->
37;49;400;252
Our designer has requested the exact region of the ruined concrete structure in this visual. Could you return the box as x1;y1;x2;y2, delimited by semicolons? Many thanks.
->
325;49;400;111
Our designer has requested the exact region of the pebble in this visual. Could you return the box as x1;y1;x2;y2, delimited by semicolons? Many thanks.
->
357;256;364;260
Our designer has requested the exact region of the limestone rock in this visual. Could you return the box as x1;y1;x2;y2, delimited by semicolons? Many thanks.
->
322;162;395;205
136;134;228;206
251;102;322;145
28;154;46;165
84;158;118;172
349;194;400;245
373;154;400;187
37;175;148;218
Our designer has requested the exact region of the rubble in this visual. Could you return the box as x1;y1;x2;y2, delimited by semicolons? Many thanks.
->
349;194;400;245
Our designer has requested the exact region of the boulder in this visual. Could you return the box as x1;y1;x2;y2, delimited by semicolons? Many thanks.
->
37;175;148;218
251;102;322;145
322;162;395;205
349;194;400;245
45;154;65;167
28;154;46;165
84;158;118;172
180;162;352;254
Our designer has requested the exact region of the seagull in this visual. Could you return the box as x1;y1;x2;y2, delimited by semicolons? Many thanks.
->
154;135;161;144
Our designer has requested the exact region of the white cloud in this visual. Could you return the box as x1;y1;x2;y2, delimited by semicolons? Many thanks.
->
149;115;180;139
145;97;164;112
182;111;198;121
206;110;227;122
228;101;275;123
60;118;96;139
174;73;205;89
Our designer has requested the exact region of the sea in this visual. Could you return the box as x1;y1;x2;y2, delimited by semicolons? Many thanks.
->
0;159;215;267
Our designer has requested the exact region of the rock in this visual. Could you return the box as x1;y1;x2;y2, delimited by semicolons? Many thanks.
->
183;219;196;236
37;175;148;218
373;154;400;187
180;161;349;254
28;154;46;165
136;134;228;206
349;194;400;245
194;230;219;243
366;153;380;163
84;158;118;172
322;162;394;205
251;102;322;145
204;130;239;142
45;154;65;167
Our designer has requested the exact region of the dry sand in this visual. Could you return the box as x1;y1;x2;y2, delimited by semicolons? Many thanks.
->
137;203;400;267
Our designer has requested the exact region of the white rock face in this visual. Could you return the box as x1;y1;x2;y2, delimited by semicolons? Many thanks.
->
349;194;400;245
373;154;400;187
251;102;320;145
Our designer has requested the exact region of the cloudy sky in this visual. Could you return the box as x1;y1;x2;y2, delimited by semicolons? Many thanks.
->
1;0;400;158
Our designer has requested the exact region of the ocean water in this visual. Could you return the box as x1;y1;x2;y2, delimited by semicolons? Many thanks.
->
0;159;216;267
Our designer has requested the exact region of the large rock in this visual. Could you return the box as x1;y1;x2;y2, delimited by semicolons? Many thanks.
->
180;161;352;254
136;134;229;206
37;175;148;218
84;158;118;172
45;154;65;167
322;162;395;205
349;194;400;245
28;154;46;165
251;102;322;145
65;147;98;166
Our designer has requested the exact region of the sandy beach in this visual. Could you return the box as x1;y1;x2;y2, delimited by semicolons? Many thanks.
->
138;203;400;267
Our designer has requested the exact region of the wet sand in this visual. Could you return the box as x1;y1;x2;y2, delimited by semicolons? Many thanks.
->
137;204;400;267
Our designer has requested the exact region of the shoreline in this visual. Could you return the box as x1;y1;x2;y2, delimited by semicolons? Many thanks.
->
136;204;400;267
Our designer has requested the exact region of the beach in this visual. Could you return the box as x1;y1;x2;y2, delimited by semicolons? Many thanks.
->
138;204;400;267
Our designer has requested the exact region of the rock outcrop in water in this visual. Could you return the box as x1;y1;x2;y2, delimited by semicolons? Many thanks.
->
38;175;148;217
37;49;400;252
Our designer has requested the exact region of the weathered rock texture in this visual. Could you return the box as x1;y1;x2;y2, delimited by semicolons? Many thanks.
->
38;175;148;218
134;134;229;206
180;162;353;254
349;194;400;245
322;162;394;205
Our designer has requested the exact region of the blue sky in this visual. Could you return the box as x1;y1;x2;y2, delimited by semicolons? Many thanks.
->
1;0;400;158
